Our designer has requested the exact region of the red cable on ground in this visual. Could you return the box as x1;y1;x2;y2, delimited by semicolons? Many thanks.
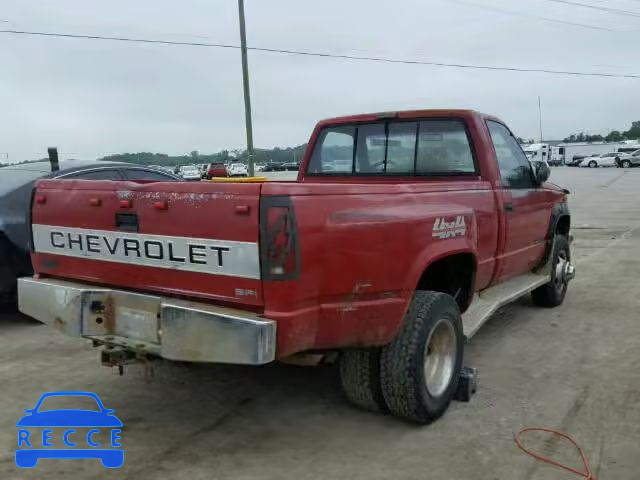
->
515;427;596;480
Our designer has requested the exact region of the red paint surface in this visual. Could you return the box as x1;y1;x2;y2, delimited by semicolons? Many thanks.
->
31;110;565;358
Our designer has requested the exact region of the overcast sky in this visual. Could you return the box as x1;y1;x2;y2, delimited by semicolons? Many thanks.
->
1;0;639;162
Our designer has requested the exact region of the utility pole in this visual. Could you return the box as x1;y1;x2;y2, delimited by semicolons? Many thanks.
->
238;0;255;177
47;147;60;172
538;96;543;143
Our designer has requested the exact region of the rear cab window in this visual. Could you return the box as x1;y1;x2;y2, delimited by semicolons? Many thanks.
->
307;118;477;177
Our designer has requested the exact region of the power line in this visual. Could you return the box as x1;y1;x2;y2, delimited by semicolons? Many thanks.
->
1;28;640;79
542;0;640;18
448;0;618;31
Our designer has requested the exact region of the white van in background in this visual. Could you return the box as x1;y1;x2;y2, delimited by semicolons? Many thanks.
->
522;143;551;167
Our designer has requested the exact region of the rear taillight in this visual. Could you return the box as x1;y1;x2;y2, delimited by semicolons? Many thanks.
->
260;196;300;280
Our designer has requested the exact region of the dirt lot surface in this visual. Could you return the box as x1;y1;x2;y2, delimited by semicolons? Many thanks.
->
1;168;639;479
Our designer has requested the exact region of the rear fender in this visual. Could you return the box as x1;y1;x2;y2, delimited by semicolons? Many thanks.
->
404;238;478;297
379;237;478;342
402;211;479;305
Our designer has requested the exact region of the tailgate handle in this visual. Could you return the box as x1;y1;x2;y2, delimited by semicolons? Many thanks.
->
115;212;139;232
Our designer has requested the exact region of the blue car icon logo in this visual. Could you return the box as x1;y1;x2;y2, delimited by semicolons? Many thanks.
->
16;391;123;468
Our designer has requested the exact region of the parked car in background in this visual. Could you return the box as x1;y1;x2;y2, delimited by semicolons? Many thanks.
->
226;163;248;177
178;165;201;181
206;162;228;178
262;162;286;172
616;149;640;168
580;153;617;168
0;161;179;304
566;155;586;167
255;164;266;172
282;162;301;171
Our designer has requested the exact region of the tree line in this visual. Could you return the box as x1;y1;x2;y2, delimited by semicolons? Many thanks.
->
563;120;640;143
98;144;308;167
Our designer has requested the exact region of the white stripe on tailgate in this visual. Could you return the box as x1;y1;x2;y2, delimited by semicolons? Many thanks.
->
32;224;260;279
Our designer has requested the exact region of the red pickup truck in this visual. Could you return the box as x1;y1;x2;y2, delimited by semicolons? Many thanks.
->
19;109;574;423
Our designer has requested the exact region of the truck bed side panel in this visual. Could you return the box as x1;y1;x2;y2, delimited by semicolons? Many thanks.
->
261;180;497;356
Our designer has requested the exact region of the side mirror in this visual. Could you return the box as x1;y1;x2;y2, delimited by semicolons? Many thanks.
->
532;160;550;184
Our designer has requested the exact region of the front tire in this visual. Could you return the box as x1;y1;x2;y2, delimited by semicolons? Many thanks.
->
380;291;463;424
532;235;571;307
589;160;597;168
622;160;631;168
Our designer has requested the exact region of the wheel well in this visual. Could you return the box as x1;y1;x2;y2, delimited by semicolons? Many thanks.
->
416;253;475;312
556;215;570;236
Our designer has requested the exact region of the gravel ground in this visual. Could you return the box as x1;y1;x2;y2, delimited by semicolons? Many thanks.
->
1;167;639;479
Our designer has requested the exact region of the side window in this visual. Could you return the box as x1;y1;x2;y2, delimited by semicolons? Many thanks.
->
63;169;122;180
308;126;355;173
487;121;534;188
416;120;475;174
124;169;174;181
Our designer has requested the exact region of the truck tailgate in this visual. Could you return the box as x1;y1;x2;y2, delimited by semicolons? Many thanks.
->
30;179;264;306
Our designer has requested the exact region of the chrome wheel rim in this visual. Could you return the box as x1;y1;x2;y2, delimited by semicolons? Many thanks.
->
554;250;569;295
423;318;456;397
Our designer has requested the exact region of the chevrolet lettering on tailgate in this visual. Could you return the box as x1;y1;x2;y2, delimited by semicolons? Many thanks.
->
32;224;260;279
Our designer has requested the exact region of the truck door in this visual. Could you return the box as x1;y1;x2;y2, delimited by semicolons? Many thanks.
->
486;121;552;282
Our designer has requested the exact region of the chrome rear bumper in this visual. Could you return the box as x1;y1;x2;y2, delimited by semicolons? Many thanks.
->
18;277;275;365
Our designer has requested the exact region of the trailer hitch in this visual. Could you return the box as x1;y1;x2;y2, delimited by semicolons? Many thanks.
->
100;345;155;381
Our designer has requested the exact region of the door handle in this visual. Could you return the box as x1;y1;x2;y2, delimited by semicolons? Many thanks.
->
505;203;514;212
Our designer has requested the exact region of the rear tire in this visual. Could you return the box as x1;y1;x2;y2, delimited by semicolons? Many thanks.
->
532;235;571;307
339;348;387;412
380;291;463;424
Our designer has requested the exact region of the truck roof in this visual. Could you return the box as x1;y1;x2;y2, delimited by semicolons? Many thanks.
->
316;109;503;127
